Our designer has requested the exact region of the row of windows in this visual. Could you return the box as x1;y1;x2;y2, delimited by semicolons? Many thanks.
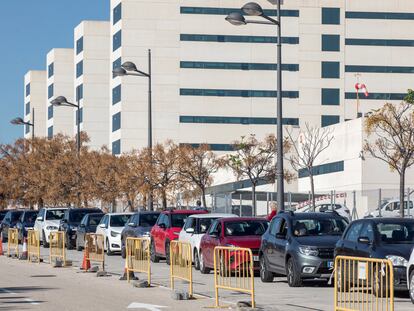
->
298;161;344;178
76;37;83;55
180;34;299;44
48;105;53;120
180;88;299;98
48;84;54;99
112;139;121;155
346;38;414;47
180;61;299;71
112;57;122;78
112;112;121;132
76;107;83;125
48;63;54;78
180;7;299;17
76;60;83;78
48;126;53;139
179;116;299;126
183;143;234;152
345;92;406;100
25;102;30;116
76;84;83;101
112;85;121;105
321;115;340;127
346;12;414;20
345;65;414;74
113;30;122;51
113;3;122;25
25;83;30;97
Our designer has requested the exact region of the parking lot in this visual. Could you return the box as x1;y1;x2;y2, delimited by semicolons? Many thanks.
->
0;245;412;311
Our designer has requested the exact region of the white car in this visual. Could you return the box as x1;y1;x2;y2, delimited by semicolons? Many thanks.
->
408;248;414;304
96;213;132;255
296;203;351;221
34;207;67;248
178;213;237;270
365;200;414;218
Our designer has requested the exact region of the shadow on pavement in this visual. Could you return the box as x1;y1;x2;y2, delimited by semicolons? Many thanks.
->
1;286;55;293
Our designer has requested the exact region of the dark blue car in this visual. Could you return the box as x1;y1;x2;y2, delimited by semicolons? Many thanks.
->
16;210;38;241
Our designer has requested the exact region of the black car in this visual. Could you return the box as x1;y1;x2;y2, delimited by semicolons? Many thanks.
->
75;212;105;251
0;210;7;223
60;208;102;249
335;217;414;291
16;210;38;241
121;211;160;258
259;211;348;287
0;210;24;242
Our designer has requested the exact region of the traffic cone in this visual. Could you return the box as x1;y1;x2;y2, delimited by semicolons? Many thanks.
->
119;258;137;281
19;238;28;260
0;232;3;256
81;242;91;271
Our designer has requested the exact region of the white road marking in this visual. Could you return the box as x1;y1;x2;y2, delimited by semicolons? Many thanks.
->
127;302;168;310
0;288;40;305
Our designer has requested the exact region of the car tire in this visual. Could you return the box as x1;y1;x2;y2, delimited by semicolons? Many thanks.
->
194;249;200;271
286;257;302;287
1;231;6;243
42;231;49;248
150;239;160;263
260;256;274;283
67;234;74;250
409;270;414;304
165;240;171;265
199;251;210;274
106;239;113;256
76;239;82;252
121;246;126;259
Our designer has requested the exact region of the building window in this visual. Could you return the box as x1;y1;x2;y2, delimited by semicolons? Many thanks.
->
113;30;122;51
322;62;340;78
322;8;340;25
345;38;414;47
76;84;83;101
345;12;414;20
112;57;122;78
76;107;83;125
180;7;299;17
48;84;54;99
321;88;340;106
180;61;299;71
345;92;406;101
25;124;30;135
48;63;54;78
112;112;121;132
180;88;299;98
183;143;233;152
25;83;30;97
180;34;299;44
179;116;299;126
322;34;340;51
25;102;30;115
298;161;344;178
345;65;414;74
76;37;83;55
76;60;83;78
48;105;53;120
112;85;121;105
48;126;53;139
112;139;121;155
321;115;340;127
113;3;122;24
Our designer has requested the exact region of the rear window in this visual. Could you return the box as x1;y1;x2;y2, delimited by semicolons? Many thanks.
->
377;222;414;244
110;214;130;227
199;218;217;234
171;214;192;228
89;214;103;226
69;210;91;224
11;211;23;222
293;218;347;237
224;221;268;236
139;214;159;227
23;211;37;222
46;209;65;220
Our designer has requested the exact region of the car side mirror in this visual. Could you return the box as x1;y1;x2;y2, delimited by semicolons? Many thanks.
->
128;222;137;227
358;236;372;245
159;223;166;230
276;233;286;240
99;223;106;229
185;228;195;234
36;216;43;221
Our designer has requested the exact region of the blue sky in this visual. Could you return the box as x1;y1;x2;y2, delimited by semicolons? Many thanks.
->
0;0;109;144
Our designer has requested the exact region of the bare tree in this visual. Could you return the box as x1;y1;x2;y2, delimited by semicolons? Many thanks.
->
364;90;414;217
287;123;334;211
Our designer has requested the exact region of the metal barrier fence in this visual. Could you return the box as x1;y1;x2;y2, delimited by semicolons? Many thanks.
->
85;233;105;271
213;246;255;308
7;228;19;258
126;237;151;284
170;241;193;297
27;230;40;263
334;256;394;311
49;231;66;267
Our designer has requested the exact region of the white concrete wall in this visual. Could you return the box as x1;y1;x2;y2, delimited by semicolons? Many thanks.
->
24;71;47;138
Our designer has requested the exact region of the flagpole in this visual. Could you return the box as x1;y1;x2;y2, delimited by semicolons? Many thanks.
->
356;90;360;118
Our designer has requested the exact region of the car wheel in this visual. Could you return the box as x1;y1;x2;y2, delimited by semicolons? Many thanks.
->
194;249;200;271
260;256;274;283
287;257;302;287
121;246;126;259
42;231;49;248
1;231;6;243
199;251;210;274
165;240;171;265
409;270;414;304
76;238;82;252
150;239;160;263
106;239;113;256
66;234;74;250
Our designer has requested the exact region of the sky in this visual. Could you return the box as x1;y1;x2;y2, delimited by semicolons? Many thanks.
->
0;0;109;144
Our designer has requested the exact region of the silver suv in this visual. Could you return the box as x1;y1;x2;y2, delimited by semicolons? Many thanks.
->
34;207;67;247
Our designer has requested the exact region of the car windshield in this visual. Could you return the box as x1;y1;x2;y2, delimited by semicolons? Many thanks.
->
69;210;92;224
293;218;347;237
89;215;103;226
23;211;37;223
46;209;65;220
0;213;6;222
377;222;414;244
171;214;192;228
224;221;268;236
110;215;130;227
199;218;217;234
139;214;159;227
11;212;23;222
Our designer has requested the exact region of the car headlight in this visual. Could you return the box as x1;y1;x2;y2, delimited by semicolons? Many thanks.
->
298;246;319;257
385;255;408;267
46;226;58;230
111;231;120;237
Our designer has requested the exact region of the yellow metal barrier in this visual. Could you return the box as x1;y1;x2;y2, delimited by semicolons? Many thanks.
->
213;246;255;308
170;241;193;297
49;231;66;267
7;228;19;258
126;237;151;284
334;255;394;311
85;233;105;271
27;230;41;263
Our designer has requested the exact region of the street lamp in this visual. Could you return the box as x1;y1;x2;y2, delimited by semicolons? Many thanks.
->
11;108;35;140
113;49;153;210
226;1;285;211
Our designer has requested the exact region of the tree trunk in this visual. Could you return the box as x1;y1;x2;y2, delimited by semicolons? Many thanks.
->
310;173;316;212
201;187;207;208
252;184;257;217
400;169;406;218
162;190;167;209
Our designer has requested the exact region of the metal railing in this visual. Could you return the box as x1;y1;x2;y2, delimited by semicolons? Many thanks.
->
85;233;105;271
27;230;40;263
125;237;151;284
334;255;394;311
213;246;255;308
49;231;66;267
7;228;19;258
170;241;193;297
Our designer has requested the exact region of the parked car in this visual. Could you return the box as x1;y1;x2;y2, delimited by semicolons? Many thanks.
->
179;213;237;270
408;248;414;303
34;207;67;248
0;210;24;242
199;217;269;274
260;211;348;286
0;210;8;223
296;203;351;220
365;199;414;218
59;208;102;249
96;213;133;255
75;212;105;251
150;209;208;264
16;210;38;242
121;211;160;258
335;217;414;292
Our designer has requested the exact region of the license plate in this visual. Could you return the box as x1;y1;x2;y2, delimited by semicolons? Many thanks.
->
327;261;334;269
253;256;259;262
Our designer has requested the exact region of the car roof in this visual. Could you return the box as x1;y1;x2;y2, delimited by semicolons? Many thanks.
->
107;212;133;216
283;212;345;219
188;213;237;219
68;208;101;212
161;210;207;215
363;217;414;224
43;207;68;210
131;211;160;215
220;217;267;222
86;212;104;216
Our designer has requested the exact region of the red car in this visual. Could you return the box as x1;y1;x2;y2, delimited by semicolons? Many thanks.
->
150;209;208;263
198;217;268;274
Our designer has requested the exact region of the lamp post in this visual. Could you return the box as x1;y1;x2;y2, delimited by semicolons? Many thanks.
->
113;49;153;210
226;1;285;211
11;108;35;140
